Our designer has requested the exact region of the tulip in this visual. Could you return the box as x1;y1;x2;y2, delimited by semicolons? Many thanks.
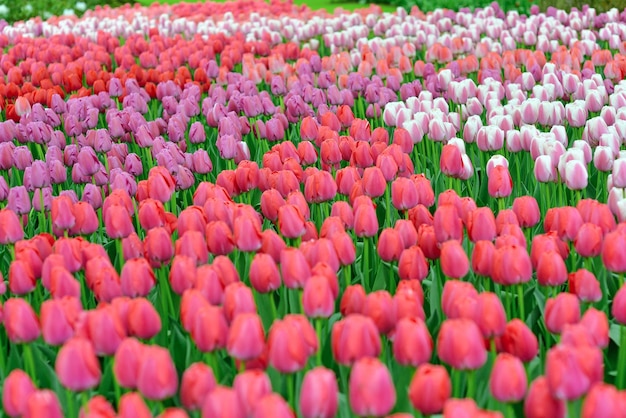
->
55;337;101;392
546;344;603;400
117;392;151;418
377;228;404;262
23;390;63;418
574;223;604;258
227;313;265;361
433;204;463;243
490;353;527;403
3;298;39;343
536;250;568;287
602;230;626;273
137;345;178;400
398;246;429;281
127;298;161;340
392;317;432;367
440;240;469;279
120;258;156;297
147;166;176;203
180;363;216;411
524;376;566;418
0;209;24;244
233;370;272;417
437;318;487;371
303;275;335;319
545;293;580;334
581;383;623;418
251;394;294;418
299;367;338;418
191;304;228;353
349;357;396;417
467;207;497;242
201;386;245;418
331;314;381;365
488;165;513;199
408;364;450;415
268;314;317;374
113;338;145;390
249;253;281;293
2;369;36;417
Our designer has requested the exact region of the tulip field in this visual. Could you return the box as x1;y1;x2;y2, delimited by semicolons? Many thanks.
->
4;0;626;416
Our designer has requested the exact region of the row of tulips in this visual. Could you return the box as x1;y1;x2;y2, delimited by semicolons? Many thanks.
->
2;0;626;417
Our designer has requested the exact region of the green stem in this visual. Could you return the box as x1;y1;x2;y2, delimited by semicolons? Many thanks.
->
286;373;295;411
115;238;124;273
66;389;76;418
315;319;323;366
23;344;37;383
205;351;220;383
517;284;525;322
618;326;626;389
466;369;476;399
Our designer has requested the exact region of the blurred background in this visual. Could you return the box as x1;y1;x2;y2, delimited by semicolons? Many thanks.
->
0;0;623;25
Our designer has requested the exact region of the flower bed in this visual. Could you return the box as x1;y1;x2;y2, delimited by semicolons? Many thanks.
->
1;1;626;417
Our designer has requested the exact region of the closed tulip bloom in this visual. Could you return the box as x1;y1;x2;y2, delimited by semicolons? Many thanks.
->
138;199;166;231
114;338;145;389
569;269;602;303
0;209;24;244
127;298;161;340
467;207;497;242
85;305;126;356
51;195;76;232
496;319;538;363
377;228;404;262
303;275;335;318
191;304;228;353
121;258;156;297
8;259;36;295
602;230;626;273
222;282;256;324
491;245;532;286
581;383;623;418
398;246;429;281
442;398;480;417
117;392;151;418
579;308;609;348
433;204;463;243
104;205;134;239
512;196;540;228
440;240;469;279
233;370;272;417
206;221;235;256
249;253;281;294
391;177;418;211
537;251;568;287
474;292;506;338
202;386;245;418
392;317;432;367
180;363;216;411
564;159;588;190
144;227;174;268
545;293;580;334
440;144;464;178
546;344;603;400
331;231;356;266
304;170;337;203
488;165;513;198
55;337;101;392
137;345;178;400
227;313;265;361
490;353;527;403
472;240;495;277
409;364;450;415
70;202;99;236
4;298;39;343
394;284;425;321
613;158;626;188
353;203;378;238
524;376;566;418
40;297;79;346
349;357;395;417
339;285;366;316
268;314;318;373
23;390;63;418
2;369;36;417
363;290;396;336
278;204;306;239
147;166;176;203
251;393;293;418
437;318;487;370
331;314;381;365
574;223;603;258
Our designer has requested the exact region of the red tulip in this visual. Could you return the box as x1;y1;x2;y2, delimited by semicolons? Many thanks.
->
251;393;294;418
398;245;429;281
512;196;540;228
3;298;39;343
523;376;566;418
117;392;151;418
40;297;80;346
303;275;335;318
55;337;101;392
536;250;568;287
467;207;497;242
206;221;235;256
339;284;366;316
391;177;418;211
574;223;603;258
84;304;126;356
496;319;538;363
2;369;36;417
437;318;487;370
489;353;527;403
227;313;265;361
353;203;378;238
113;337;145;390
349;357;396;417
408;364;451;415
191;304;228;353
433;204;463;243
568;269;602;303
23;390;63;418
0;209;24;244
377;228;404;262
201;386;245;418
440;240;469;279
278;204;306;239
233;370;272;417
51;195;76;233
331;314;381;365
120;258;155;297
546;344;603;400
249;253;281;293
545;293;580;334
127;297;161;340
180;363;216;411
223;282;256;323
392;317;432;367
491;244;532;285
581;383;623;418
268;314;318;373
300;367;339;418
580;308;609;348
137;345;179;400
474;292;506;338
488;165;513;198
8;260;36;295
144;227;174;268
233;213;263;252
104;205;134;239
147;166;176;203
602;230;626;273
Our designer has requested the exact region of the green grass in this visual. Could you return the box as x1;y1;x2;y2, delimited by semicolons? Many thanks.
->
136;0;398;14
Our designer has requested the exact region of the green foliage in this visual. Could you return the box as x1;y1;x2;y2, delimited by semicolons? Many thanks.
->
0;0;136;23
538;0;626;12
378;0;534;15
